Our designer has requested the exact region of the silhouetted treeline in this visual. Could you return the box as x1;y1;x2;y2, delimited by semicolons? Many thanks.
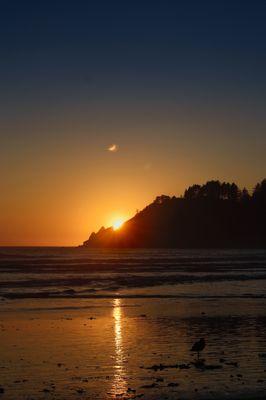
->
83;180;266;248
184;181;245;201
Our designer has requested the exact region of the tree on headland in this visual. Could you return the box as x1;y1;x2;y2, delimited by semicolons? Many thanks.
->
241;187;250;202
200;180;222;200
184;184;201;199
153;195;171;205
253;179;266;205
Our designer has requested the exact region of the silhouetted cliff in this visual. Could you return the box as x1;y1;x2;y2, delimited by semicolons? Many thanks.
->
82;180;266;248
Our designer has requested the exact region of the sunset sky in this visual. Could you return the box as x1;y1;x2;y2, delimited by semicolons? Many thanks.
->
1;1;266;246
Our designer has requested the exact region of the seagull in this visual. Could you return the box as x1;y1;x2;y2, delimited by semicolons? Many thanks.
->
191;338;206;359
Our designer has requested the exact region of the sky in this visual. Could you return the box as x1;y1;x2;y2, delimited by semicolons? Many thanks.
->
0;1;266;246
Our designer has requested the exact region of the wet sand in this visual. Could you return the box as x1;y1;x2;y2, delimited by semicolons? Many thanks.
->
1;296;266;399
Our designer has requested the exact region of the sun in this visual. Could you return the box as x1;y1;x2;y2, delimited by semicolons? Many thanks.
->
112;218;124;230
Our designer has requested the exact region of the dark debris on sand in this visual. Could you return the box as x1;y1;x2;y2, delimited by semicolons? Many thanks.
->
145;358;229;373
145;363;184;371
167;382;179;387
140;382;158;389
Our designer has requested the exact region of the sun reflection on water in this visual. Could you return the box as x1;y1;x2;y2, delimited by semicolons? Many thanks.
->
112;298;127;396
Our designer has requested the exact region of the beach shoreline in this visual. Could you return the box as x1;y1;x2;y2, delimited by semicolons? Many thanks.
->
0;248;265;399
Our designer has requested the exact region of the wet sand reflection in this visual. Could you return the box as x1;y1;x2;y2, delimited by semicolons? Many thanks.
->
111;298;128;396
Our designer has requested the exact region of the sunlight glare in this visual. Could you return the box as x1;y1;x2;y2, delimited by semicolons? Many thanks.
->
112;218;124;230
112;298;127;395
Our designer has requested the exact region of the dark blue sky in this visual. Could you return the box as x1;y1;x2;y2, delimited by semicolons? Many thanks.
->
1;1;266;244
1;1;266;102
